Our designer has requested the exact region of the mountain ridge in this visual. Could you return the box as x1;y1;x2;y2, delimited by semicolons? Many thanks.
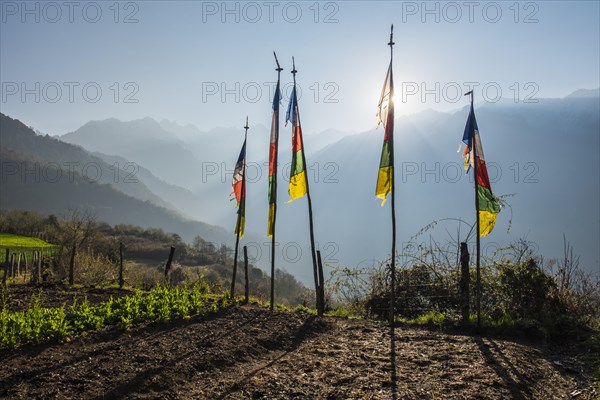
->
0;113;232;247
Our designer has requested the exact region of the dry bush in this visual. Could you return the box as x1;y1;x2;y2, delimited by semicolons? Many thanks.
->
125;261;164;290
547;236;600;327
73;251;117;286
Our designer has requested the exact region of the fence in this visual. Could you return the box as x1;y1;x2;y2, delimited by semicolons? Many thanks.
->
1;248;53;284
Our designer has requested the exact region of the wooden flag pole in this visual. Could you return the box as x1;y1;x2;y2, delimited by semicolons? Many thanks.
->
231;117;249;299
388;25;397;327
119;242;124;289
243;245;249;303
466;90;481;329
291;58;322;316
231;223;241;297
270;52;282;311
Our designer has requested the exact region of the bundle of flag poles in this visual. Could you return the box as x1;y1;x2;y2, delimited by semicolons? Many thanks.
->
224;28;500;324
228;55;325;316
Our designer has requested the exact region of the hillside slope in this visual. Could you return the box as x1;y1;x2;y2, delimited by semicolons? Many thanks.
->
0;114;231;246
0;113;175;212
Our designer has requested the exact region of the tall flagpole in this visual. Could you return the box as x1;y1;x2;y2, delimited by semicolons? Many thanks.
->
291;58;322;316
231;117;249;298
270;52;282;310
466;90;481;329
388;25;397;327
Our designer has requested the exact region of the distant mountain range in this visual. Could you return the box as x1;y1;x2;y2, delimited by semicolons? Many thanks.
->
0;113;230;247
59;116;351;226
1;88;598;283
60;118;202;190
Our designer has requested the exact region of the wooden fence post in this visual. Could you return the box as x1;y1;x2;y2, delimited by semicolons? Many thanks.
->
405;273;410;316
38;251;43;284
16;253;22;277
69;244;76;285
2;249;8;285
316;250;325;316
460;242;470;325
30;251;37;284
164;246;176;282
243;246;249;304
119;242;125;289
10;253;16;278
23;252;28;278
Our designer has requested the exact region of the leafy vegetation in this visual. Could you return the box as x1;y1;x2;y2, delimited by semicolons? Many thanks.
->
580;332;600;382
0;282;231;349
329;237;598;330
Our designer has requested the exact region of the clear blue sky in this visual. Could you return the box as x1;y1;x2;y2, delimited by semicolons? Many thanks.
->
1;1;599;135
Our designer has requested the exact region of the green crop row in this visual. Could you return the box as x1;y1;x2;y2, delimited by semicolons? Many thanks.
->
0;284;233;349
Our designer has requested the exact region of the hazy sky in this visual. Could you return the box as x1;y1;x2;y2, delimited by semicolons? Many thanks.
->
1;1;599;135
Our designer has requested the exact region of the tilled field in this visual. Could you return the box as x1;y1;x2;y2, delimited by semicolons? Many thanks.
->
0;285;596;399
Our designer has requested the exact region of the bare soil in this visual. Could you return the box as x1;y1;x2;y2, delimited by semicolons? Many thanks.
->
0;284;596;399
1;283;133;312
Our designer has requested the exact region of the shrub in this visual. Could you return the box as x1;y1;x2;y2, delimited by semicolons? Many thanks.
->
492;258;559;319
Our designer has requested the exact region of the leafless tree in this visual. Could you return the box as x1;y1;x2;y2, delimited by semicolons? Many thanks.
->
60;208;97;285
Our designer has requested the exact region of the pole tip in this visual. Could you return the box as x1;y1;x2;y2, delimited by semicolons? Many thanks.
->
273;51;282;71
291;56;297;75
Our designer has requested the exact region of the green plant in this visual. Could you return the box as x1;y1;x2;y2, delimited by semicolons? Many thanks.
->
0;282;220;349
577;332;600;383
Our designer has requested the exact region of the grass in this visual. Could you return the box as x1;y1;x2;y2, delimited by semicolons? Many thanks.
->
246;297;361;317
245;297;317;315
407;310;447;326
578;332;600;384
324;307;363;319
0;233;55;249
